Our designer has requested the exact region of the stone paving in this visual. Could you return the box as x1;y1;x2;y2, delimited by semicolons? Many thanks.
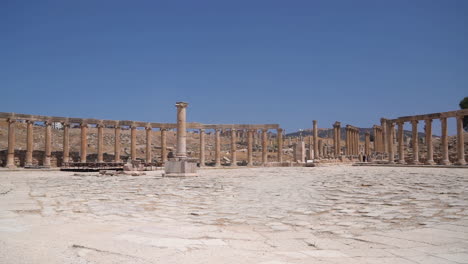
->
0;166;468;263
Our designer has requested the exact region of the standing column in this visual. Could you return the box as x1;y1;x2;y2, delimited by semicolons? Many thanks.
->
411;120;419;164
372;126;378;153
262;129;268;165
199;129;205;167
80;123;88;162
97;123;104;163
381;118;388;155
25;120;34;167
175;102;188;158
6;119;16;168
337;123;341;156
345;127;350;156
131;125;137;161
425;119;435;165
160;128;167;163
247;129;254;165
313;120;318;159
215;129;221;167
365;132;370;156
145;126;152;163
387;121;395;164
456;115;466;165
277;128;283;162
440;117;450;165
397;121;405;164
44;121;52;167
63;122;70;164
114;125;121;162
318;139;323;158
230;129;237;166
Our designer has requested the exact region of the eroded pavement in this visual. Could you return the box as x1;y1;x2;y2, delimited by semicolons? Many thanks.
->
0;166;467;264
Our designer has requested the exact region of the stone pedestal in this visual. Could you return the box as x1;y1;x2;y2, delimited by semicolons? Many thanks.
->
163;158;198;177
293;142;306;163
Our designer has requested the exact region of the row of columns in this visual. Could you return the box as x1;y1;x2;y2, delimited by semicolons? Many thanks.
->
345;125;360;156
389;115;466;165
4;119;284;168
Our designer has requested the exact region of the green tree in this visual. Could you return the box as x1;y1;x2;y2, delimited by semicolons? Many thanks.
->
460;97;468;131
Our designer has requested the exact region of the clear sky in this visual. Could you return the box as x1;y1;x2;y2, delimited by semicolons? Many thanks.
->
1;0;467;135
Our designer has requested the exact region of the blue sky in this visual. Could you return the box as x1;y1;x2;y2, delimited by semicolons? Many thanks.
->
1;0;467;135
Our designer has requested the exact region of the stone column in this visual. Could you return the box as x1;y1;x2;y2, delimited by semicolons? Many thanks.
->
25;120;34;166
131;125;137;161
387;121;395;164
97;123;104;163
381;118;388;155
456;115;466;165
199;129;205;167
345;127;350;156
247;129;254;165
161;128;167;163
397;121;405;164
80;123;88;162
230;129;237;166
262;129;268;165
372;126;378;153
411;120;419;164
365;132;370;156
63;122;70;164
440;117;450;165
277;128;283;162
6;119;16;168
318;139;323;158
145;126;152;163
114;125;121;163
312;120;318;159
337;123;341;156
175;102;189;158
425;119;435;165
44;121;52;167
215;129;221;167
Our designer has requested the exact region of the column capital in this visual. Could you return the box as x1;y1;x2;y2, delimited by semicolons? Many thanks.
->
333;121;341;127
7;118;16;124
261;128;268;132
411;119;419;125
440;117;447;122
175;101;189;109
96;122;104;128
145;125;153;131
160;128;167;132
61;121;70;127
80;122;88;128
26;120;35;125
277;128;283;133
130;124;137;129
44;120;52;126
396;120;404;125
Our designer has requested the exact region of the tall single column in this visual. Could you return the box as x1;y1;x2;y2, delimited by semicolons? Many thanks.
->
215;129;221;167
247;129;254;165
277;128;283;162
456;115;466;165
440;117;450;165
230;129;237;166
381;118;388;155
425;119;435;165
131;125;137;161
397;121;405;164
160;128;167;163
25;120;34;167
175;102;188;158
411;120;419;164
199;129;205;167
312;120;318;159
97;123;104;163
387;121;395;164
80;123;88;162
44;121;52;167
6;119;16;168
114;125;121;162
365;132;370;156
145;126;152;163
262;129;268;165
63;122;70;164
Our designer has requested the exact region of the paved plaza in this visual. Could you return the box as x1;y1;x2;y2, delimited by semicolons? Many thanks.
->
0;166;468;264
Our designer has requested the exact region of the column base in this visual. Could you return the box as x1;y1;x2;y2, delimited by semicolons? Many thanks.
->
398;160;406;164
163;159;198;177
440;160;451;165
425;160;435;165
455;160;467;166
5;164;17;169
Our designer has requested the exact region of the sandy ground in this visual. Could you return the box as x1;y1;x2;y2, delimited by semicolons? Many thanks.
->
0;166;467;264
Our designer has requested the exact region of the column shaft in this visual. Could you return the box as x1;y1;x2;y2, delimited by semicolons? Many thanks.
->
6;119;16;168
131;125;137;161
80;123;87;162
381;119;388;155
440;118;449;165
411;120;419;164
397;122;405;164
63;123;70;164
262;129;268;165
247;130;253;165
175;102;188;158
387;121;395;163
215;129;221;167
114;126;121;162
230;129;237;166
425;119;435;165
277;128;283;162
456;116;466;165
44;121;52;167
97;124;104;163
146;127;152;163
313;120;318;159
199;129;205;166
26;121;34;166
161;129;167;163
